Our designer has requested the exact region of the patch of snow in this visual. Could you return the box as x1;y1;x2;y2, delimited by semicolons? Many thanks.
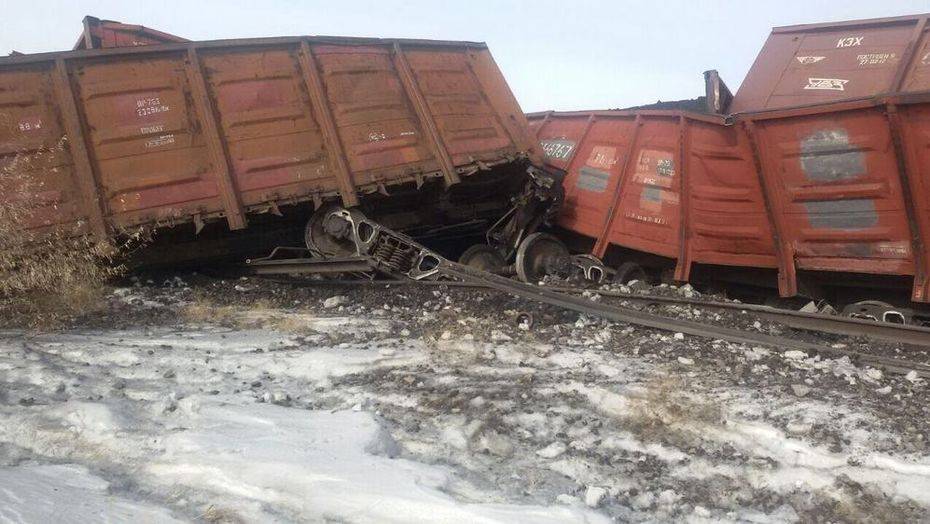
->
0;464;183;523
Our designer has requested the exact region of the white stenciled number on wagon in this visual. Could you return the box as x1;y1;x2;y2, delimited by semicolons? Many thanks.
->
836;36;863;48
136;96;170;117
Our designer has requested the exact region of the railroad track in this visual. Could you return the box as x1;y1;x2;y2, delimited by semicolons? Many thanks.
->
262;276;930;349
247;212;930;378
258;271;930;379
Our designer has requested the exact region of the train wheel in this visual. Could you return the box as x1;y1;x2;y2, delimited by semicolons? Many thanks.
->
515;232;570;283
459;244;505;272
304;204;362;258
612;261;647;285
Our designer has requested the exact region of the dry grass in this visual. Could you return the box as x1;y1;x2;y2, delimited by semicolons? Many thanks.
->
626;376;723;439
199;505;247;524
0;140;144;328
182;293;241;326
181;293;293;330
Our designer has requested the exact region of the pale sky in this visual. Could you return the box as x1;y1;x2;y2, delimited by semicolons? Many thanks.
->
3;0;929;112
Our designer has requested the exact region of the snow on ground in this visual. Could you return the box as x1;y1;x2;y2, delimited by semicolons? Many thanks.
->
0;464;182;523
1;278;929;522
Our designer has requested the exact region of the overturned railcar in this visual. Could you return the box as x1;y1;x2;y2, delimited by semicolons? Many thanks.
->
0;33;540;264
526;14;930;313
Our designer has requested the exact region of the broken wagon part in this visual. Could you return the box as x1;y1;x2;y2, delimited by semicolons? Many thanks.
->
731;13;930;113
74;16;188;50
571;254;610;284
703;70;733;114
0;32;539;264
842;300;912;325
247;214;930;377
482;165;565;260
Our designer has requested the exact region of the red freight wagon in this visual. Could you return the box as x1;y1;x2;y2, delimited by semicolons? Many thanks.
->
530;110;778;285
525;13;930;316
0;31;540;263
529;93;930;309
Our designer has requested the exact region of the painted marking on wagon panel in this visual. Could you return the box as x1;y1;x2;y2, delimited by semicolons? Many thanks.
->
836;36;863;48
623;210;669;226
804;199;878;230
541;139;575;160
145;134;175;149
577;167;610;192
804;78;848;91
17;117;42;132
634;150;676;214
857;53;897;66
136;96;170;117
642;186;662;202
876;241;910;257
140;124;165;134
587;146;618;170
799;129;865;182
796;56;826;65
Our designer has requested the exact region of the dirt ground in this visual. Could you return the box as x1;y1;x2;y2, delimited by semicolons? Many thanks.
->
2;273;930;522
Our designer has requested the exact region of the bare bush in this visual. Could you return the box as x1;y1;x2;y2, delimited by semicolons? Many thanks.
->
0;139;144;327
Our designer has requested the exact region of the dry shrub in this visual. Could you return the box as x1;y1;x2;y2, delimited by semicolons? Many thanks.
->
0;139;145;327
182;292;240;326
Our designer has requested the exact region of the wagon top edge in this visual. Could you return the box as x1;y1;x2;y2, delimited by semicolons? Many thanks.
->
1;34;490;67
770;12;930;34
531;88;930;125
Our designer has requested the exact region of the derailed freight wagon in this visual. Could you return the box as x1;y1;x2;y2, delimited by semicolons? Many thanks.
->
0;31;542;264
526;14;930;318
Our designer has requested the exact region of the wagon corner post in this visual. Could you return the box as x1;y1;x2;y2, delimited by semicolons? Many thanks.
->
742;119;798;298
51;57;109;241
296;40;359;208
184;46;248;231
390;42;460;188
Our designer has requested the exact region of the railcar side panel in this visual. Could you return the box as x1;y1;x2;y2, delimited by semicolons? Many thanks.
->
200;47;334;207
687;121;777;268
404;49;516;163
600;116;682;259
0;64;85;232
555;116;637;240
754;109;915;275
70;54;223;228
313;44;437;187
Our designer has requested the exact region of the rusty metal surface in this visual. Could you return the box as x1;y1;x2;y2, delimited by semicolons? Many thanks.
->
74;16;189;50
732;13;930;113
528;94;930;302
0;35;532;238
